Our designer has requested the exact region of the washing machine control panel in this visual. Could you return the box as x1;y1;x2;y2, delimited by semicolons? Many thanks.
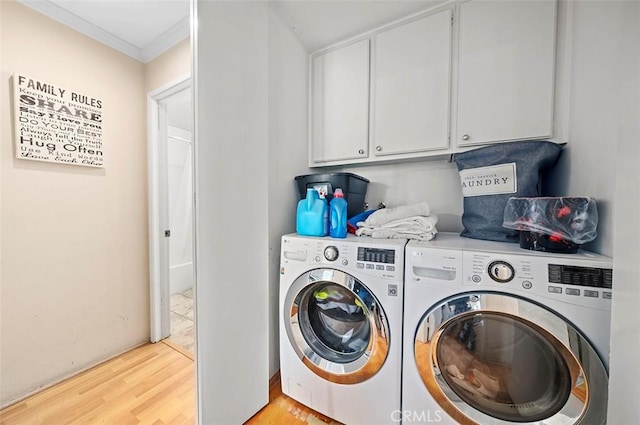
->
283;236;404;279
357;247;396;264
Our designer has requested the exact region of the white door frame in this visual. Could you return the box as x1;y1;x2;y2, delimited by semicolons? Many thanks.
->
148;75;192;343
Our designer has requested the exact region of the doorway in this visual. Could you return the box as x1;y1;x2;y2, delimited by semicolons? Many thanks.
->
148;76;194;352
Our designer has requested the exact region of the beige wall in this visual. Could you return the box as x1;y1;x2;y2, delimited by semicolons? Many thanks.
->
145;38;191;93
0;1;188;406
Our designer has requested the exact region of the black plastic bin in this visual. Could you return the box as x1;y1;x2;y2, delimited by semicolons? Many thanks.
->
295;172;369;219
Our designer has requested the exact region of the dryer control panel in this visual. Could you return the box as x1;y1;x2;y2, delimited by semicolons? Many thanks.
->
462;251;613;306
548;264;613;289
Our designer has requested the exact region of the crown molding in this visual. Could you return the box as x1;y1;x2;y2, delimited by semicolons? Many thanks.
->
17;0;188;63
140;17;190;63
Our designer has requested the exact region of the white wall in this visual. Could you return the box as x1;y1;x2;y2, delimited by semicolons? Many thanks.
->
0;0;148;406
267;6;312;376
541;14;640;415
544;0;627;256
335;159;464;232
194;1;270;423
604;1;640;422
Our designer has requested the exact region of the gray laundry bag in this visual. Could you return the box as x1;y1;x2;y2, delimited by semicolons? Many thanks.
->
453;141;563;242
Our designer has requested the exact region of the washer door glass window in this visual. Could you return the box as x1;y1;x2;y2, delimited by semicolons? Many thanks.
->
285;269;390;384
300;283;370;363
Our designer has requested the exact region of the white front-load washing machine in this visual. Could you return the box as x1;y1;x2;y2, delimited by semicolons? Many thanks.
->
280;234;407;425
402;233;613;425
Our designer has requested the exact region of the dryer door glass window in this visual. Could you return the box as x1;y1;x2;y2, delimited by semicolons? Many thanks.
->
435;312;572;422
299;283;370;363
415;293;606;424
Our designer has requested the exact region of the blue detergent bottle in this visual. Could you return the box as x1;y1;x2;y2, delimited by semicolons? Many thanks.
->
329;188;348;238
297;188;328;237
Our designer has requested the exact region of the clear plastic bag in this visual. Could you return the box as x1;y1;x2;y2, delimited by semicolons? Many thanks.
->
503;197;598;245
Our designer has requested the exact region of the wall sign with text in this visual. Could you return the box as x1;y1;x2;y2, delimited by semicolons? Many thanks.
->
13;74;104;167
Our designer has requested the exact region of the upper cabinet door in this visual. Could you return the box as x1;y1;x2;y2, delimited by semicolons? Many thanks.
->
372;8;453;157
311;39;370;164
456;0;557;146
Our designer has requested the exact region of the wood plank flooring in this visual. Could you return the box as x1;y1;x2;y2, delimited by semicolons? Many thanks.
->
0;342;195;425
0;342;340;425
246;373;340;425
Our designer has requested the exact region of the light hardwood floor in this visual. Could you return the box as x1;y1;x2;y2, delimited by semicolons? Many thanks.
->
246;374;340;425
0;342;340;425
0;342;195;425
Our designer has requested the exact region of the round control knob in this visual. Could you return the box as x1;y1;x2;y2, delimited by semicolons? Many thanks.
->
324;246;339;262
462;134;470;141
342;259;349;266
488;261;515;283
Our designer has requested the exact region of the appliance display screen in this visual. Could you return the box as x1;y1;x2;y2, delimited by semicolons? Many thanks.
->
357;248;395;264
548;264;613;288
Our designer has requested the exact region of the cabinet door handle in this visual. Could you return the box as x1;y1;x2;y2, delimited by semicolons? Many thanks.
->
462;134;470;141
358;149;365;155
376;146;382;152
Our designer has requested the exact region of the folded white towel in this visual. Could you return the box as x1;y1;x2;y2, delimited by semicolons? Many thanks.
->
364;202;431;227
356;228;437;241
356;215;438;241
383;215;437;232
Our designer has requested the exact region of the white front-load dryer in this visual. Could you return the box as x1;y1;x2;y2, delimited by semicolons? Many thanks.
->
402;233;613;425
280;234;407;425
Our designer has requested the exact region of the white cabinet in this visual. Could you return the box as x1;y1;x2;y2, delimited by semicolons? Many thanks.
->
372;8;452;157
455;0;557;147
309;0;558;167
311;39;370;163
310;7;453;167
